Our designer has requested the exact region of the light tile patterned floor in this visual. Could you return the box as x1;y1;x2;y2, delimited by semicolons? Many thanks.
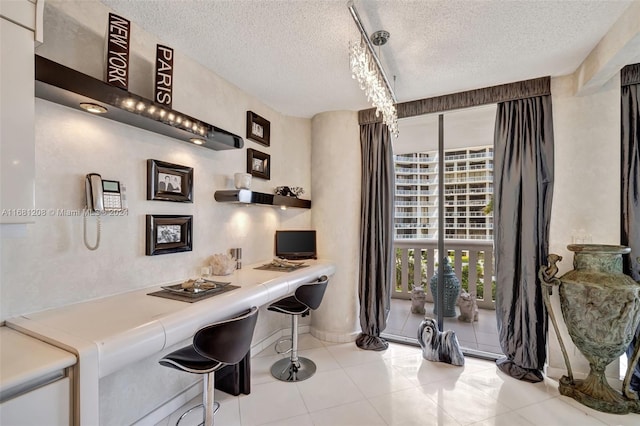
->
156;334;640;426
385;298;502;354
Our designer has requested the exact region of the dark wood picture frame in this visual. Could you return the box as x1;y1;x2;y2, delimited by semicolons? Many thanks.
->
146;214;193;255
246;111;270;146
246;148;271;180
147;159;193;202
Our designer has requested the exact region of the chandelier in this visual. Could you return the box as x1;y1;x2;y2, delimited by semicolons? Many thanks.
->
348;2;399;137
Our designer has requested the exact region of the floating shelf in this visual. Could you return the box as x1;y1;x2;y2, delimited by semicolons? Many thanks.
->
214;190;311;209
34;55;244;151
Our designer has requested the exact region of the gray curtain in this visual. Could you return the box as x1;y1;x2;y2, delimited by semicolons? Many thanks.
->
494;95;554;382
622;64;640;391
356;122;395;351
621;65;640;281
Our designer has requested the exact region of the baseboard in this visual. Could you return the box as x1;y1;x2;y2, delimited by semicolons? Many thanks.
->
545;366;622;386
132;381;201;426
311;327;359;343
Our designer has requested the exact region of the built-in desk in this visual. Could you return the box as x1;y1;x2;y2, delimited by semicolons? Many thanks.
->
6;260;335;425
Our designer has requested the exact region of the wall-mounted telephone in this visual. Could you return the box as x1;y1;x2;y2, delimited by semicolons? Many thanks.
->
85;173;124;212
84;173;125;250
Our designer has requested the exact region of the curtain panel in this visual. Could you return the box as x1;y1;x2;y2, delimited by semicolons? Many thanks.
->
356;122;395;351
622;63;640;391
494;95;555;382
621;64;640;280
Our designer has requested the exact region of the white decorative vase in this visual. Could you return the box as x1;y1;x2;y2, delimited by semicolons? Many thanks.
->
234;173;251;190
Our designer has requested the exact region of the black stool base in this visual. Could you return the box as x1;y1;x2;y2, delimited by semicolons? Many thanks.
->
270;357;317;382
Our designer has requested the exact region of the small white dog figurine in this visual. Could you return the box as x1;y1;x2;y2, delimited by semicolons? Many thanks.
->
417;317;465;366
458;290;478;322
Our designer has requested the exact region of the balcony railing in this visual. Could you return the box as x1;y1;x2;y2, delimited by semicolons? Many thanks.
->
444;152;494;161
444;200;488;206
393;239;495;310
395;223;431;229
446;211;487;217
396;233;436;240
396;167;437;174
396;179;437;185
444;175;492;184
396;155;438;163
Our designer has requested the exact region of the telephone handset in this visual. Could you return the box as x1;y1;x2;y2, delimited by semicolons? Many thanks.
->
85;173;123;212
84;173;125;250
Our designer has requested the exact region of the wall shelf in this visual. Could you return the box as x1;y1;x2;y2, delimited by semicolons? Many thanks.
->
34;55;244;151
214;190;311;209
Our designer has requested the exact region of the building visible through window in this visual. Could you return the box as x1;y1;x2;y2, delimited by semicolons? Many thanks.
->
394;146;493;241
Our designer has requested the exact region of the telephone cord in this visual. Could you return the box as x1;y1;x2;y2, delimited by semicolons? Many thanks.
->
83;212;101;250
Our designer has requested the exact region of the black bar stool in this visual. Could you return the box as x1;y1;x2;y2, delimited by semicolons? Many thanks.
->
268;275;329;382
159;307;258;426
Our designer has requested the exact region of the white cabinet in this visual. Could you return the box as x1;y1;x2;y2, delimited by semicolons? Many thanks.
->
0;327;76;426
0;378;71;425
0;0;41;224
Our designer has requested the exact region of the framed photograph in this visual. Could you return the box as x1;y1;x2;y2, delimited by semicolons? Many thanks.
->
246;148;271;180
146;214;193;255
246;111;271;146
147;159;193;202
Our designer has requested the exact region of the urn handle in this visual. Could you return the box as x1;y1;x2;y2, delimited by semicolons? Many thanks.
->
538;253;563;290
538;253;574;382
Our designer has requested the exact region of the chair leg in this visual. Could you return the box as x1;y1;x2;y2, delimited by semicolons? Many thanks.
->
174;372;220;426
203;371;219;426
270;314;317;382
290;315;299;365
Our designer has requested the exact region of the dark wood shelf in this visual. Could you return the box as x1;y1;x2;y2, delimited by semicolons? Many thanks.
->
214;190;311;209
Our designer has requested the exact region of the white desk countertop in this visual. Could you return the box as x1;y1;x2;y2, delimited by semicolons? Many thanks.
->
5;259;335;424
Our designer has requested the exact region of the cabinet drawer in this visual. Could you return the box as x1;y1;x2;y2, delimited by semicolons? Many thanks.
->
0;377;71;426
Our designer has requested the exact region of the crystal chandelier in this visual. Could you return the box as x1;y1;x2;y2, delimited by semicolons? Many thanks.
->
348;2;399;137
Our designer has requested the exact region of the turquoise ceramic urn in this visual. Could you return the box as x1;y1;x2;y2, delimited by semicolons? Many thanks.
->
429;257;461;317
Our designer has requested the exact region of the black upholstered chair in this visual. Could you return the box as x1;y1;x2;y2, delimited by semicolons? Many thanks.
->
268;275;329;382
159;307;258;426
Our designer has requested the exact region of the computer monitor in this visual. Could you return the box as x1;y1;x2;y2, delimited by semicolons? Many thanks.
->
275;230;317;260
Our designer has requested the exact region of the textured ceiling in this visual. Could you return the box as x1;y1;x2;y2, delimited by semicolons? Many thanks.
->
99;0;635;118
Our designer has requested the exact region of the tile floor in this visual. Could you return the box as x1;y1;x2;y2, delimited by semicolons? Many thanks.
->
156;334;640;426
385;298;502;354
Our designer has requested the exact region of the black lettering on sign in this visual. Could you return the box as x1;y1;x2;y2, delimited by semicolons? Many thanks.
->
155;45;174;108
105;13;130;89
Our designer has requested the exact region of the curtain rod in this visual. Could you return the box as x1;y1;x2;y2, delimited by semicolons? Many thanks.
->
347;1;397;104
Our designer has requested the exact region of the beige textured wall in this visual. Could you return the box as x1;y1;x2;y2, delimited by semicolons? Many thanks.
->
547;74;622;380
0;1;312;423
310;111;361;342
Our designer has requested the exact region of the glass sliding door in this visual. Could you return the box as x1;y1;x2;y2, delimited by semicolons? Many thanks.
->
383;104;502;358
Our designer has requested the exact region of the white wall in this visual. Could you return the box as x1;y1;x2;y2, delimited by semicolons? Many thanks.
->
547;73;623;380
1;0;311;321
0;2;313;422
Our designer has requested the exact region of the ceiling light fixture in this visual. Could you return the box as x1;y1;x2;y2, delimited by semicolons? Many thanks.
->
347;1;398;137
79;102;107;114
190;137;205;145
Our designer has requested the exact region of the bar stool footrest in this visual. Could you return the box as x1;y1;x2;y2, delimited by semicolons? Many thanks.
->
175;402;220;426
